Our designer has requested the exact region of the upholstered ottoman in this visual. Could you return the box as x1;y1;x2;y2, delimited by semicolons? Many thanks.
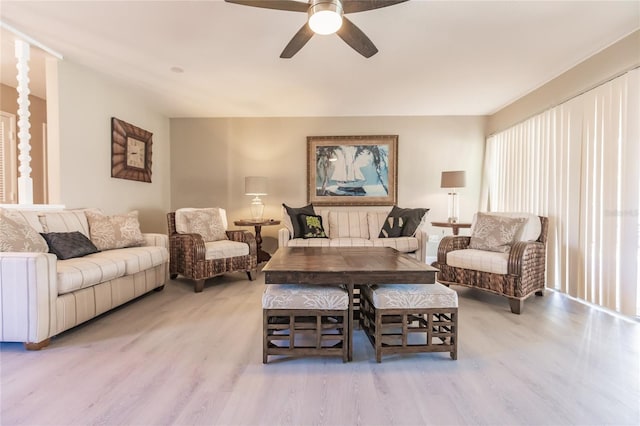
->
360;283;458;362
262;284;349;363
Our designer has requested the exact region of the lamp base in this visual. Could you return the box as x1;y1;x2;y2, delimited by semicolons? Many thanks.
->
250;196;264;221
447;191;459;225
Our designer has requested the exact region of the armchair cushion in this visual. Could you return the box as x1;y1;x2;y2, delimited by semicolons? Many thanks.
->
446;248;510;275
175;208;227;242
468;213;526;253
204;240;250;260
471;212;541;242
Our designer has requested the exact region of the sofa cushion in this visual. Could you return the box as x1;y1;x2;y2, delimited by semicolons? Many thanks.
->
363;283;458;309
41;231;99;260
379;206;429;238
0;208;44;233
282;203;316;238
469;213;527;253
204;240;249;260
471;212;541;242
91;246;169;274
446;248;509;274
367;211;391;239
371;237;419;254
56;255;127;295
298;213;328;239
287;238;373;248
176;208;228;242
0;211;49;253
263;284;348;310
328;211;369;239
40;210;92;237
86;210;146;250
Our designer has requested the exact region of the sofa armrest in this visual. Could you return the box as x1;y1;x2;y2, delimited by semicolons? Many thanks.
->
436;236;471;265
142;233;168;250
414;228;429;263
226;230;257;255
278;227;291;248
0;252;58;345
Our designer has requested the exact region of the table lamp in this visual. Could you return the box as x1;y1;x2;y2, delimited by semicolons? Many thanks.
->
245;176;268;221
440;171;466;223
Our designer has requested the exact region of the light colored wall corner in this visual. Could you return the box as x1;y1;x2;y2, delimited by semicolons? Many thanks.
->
0;83;47;204
170;116;486;253
56;61;171;233
488;30;640;135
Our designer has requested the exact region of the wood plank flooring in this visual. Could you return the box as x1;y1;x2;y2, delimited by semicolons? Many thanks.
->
1;272;639;425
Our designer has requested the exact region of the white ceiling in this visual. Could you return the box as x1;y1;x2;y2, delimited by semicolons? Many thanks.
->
1;0;638;118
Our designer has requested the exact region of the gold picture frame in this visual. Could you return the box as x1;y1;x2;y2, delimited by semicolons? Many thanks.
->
111;117;153;183
308;135;398;206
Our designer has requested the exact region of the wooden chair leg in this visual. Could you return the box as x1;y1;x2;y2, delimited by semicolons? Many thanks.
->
247;270;256;281
153;285;165;292
535;290;544;296
508;298;523;314
170;274;178;279
194;280;205;293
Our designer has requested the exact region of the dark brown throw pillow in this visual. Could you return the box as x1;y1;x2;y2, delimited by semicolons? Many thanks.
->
298;213;328;239
41;231;99;260
283;203;316;239
379;206;430;238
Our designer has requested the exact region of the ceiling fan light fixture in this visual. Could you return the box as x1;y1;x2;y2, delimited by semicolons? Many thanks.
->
308;0;343;35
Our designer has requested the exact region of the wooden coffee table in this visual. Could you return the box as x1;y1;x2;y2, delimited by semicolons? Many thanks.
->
262;247;439;361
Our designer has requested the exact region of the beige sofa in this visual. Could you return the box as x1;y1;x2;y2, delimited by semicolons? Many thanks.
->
278;207;429;262
0;208;169;349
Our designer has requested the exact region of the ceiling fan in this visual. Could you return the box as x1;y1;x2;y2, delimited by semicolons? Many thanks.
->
225;0;408;58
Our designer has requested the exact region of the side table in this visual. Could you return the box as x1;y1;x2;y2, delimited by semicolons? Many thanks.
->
431;221;472;236
234;219;281;263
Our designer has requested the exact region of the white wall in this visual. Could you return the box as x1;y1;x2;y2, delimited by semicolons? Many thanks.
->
54;61;171;233
170;116;486;253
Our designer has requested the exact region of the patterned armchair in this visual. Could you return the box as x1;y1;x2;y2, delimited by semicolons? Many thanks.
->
167;208;257;292
432;213;548;314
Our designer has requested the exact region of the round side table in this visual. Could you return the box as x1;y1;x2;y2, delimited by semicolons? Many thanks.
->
234;219;281;263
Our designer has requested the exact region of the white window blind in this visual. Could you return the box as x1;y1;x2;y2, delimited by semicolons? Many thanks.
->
483;69;640;317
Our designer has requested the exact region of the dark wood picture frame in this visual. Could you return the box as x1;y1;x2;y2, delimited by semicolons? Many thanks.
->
307;135;398;206
111;117;153;183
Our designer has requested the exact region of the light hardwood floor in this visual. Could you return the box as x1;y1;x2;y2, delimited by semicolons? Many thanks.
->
1;272;639;426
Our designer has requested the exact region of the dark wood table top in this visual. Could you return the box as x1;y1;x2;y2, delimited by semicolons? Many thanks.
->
263;247;438;285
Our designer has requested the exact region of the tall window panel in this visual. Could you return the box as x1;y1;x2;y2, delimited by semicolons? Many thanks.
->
484;69;639;317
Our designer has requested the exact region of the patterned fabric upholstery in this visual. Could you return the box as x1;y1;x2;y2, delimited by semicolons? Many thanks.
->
371;237;419;253
40;210;92;237
447;248;509;274
56;255;127;295
363;283;458;309
1;208;45;233
327;211;369;239
471;212;541;242
85;210;146;251
0;212;49;253
175;208;229;233
262;284;348;310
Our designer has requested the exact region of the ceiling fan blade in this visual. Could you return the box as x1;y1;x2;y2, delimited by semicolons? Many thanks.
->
280;23;315;58
342;0;408;14
336;17;378;58
224;0;309;13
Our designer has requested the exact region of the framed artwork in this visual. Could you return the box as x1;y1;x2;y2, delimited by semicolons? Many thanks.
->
307;135;398;206
111;117;153;183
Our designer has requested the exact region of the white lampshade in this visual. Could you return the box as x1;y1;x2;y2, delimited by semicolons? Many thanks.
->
308;0;343;35
440;171;466;189
245;176;268;196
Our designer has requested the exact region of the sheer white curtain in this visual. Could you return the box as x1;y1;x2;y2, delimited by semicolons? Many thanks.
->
483;69;640;317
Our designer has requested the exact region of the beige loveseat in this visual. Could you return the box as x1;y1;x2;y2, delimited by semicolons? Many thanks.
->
0;208;169;349
278;207;429;262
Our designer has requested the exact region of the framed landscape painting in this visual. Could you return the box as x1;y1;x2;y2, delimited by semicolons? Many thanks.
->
307;135;398;206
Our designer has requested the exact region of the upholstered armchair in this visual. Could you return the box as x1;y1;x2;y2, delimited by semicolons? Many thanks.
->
167;208;257;292
432;213;548;314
